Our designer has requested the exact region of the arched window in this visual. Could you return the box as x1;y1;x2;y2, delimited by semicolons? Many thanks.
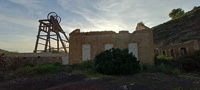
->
128;43;138;59
181;47;187;55
163;50;166;55
82;44;90;61
170;49;175;57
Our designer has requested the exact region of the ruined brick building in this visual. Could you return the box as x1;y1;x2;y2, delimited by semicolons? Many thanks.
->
32;13;154;65
68;23;154;64
155;40;200;57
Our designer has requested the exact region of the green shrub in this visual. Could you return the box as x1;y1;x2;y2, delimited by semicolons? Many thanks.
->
155;55;174;66
156;55;174;60
171;68;181;75
54;62;62;66
172;50;200;72
35;64;61;73
23;66;33;72
156;63;173;73
94;48;140;75
176;58;200;73
78;60;95;70
155;50;200;73
8;51;19;53
0;52;4;55
16;64;62;77
141;63;182;75
141;64;155;72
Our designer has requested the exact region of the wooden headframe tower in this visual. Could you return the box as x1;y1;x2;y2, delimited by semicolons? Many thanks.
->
34;12;69;53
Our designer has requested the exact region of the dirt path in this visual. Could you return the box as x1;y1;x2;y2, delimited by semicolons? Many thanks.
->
1;73;200;90
48;73;200;90
0;74;86;90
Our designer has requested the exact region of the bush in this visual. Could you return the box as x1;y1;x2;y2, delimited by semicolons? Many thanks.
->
176;58;200;72
94;48;140;75
172;68;181;75
8;51;19;53
78;60;95;70
156;63;173;73
141;64;155;72
155;55;174;66
173;50;200;72
141;63;181;75
16;64;62;77
35;64;61;74
0;52;4;55
155;50;200;73
54;62;62;66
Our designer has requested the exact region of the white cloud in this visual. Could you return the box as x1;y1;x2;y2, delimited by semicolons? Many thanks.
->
0;15;38;29
57;0;200;32
57;0;171;32
57;0;133;32
9;0;42;10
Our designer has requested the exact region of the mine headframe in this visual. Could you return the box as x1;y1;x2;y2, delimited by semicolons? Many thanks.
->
34;12;69;53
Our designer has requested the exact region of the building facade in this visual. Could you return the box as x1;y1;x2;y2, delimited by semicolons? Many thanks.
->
155;40;200;57
68;24;154;64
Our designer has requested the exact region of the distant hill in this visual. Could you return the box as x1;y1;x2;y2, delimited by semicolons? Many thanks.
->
0;49;8;53
152;6;200;46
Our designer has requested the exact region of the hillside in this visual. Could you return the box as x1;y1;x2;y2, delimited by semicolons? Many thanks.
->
0;49;8;53
152;6;200;46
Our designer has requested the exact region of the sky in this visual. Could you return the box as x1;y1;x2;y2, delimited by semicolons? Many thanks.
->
0;0;199;52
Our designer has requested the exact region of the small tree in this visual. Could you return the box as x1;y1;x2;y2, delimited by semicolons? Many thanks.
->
94;48;140;75
138;22;145;25
169;8;185;20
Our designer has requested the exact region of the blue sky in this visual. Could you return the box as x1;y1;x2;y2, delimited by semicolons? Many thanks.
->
0;0;199;52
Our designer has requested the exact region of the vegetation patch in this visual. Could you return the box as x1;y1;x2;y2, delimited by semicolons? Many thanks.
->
153;50;200;75
94;48;141;75
0;52;4;55
15;64;62;77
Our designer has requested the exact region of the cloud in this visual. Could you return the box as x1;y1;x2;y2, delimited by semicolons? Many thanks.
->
57;0;200;32
57;0;132;32
0;15;38;29
0;0;199;52
57;0;174;32
9;0;42;10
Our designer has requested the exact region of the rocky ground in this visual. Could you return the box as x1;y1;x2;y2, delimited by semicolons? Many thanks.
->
0;72;200;90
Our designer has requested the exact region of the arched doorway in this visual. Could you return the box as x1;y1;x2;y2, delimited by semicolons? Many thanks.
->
163;50;166;55
180;47;187;55
170;49;175;57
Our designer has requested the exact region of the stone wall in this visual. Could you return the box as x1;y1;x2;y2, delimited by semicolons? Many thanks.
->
69;24;154;65
199;41;200;50
0;53;68;68
156;40;199;57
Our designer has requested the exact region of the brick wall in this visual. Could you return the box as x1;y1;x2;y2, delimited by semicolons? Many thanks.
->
69;28;154;65
157;40;199;57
